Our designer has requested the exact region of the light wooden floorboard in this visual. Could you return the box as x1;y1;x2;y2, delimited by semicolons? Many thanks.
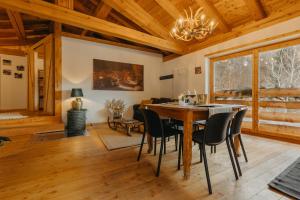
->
0;124;299;199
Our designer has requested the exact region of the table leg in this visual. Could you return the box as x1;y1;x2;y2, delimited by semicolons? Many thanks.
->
183;111;193;180
234;135;241;156
147;133;153;153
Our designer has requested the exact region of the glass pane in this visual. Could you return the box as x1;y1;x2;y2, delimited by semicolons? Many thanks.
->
214;55;252;100
213;54;253;125
259;44;300;131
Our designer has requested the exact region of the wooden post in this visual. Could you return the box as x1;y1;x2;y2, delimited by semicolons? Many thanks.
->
27;49;35;111
252;50;259;133
43;38;54;115
54;22;62;121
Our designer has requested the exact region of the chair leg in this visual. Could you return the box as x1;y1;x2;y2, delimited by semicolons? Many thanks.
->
175;134;178;151
214;145;216;153
177;134;183;170
164;137;167;154
211;146;213;154
238;134;248;162
137;131;146;161
229;136;242;176
199;144;203;163
226;139;239;180
201;144;212;194
154;137;157;156
156;138;164;177
168;137;170;141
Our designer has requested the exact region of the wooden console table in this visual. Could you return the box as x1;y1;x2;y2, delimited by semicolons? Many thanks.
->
146;103;245;180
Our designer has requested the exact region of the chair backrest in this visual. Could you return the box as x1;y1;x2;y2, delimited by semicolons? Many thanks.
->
204;112;234;145
230;108;247;136
140;108;163;137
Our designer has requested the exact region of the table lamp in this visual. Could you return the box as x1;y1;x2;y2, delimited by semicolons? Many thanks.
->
71;88;83;110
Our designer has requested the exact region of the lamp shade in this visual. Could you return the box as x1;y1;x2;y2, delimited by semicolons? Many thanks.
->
71;88;83;97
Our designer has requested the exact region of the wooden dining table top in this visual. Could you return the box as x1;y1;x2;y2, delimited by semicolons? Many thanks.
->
146;103;246;111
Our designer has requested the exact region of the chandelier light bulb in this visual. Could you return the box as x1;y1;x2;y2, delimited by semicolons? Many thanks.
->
170;7;218;41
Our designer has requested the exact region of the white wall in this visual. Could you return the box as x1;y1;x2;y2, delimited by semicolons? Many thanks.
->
62;37;162;123
162;17;300;97
0;54;27;110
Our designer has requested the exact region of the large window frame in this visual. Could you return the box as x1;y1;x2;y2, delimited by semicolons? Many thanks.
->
210;38;300;143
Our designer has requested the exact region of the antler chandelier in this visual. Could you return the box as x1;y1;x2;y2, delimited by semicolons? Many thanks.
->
170;7;218;41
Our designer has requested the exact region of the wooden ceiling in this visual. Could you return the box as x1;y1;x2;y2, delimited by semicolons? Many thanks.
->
0;0;299;59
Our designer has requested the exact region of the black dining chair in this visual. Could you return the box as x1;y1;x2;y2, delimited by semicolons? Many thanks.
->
228;108;248;177
192;112;238;194
137;109;183;177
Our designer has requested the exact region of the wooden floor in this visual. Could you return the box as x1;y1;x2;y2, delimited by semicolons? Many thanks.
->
0;124;299;200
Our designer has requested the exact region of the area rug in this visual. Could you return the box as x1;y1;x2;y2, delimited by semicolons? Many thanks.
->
0;112;28;120
268;157;300;199
98;125;145;150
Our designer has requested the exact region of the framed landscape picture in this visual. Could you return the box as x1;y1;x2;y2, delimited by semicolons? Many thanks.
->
93;59;144;91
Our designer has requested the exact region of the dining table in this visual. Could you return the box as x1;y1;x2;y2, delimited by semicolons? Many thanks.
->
145;103;246;180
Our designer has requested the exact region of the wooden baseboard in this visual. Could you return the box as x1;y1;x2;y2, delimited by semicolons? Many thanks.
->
242;128;300;145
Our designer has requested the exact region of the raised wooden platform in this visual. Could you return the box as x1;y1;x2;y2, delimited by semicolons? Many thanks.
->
0;124;299;199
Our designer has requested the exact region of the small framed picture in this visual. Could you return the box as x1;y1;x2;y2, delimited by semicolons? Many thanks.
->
195;66;202;74
3;69;12;75
16;65;25;71
14;73;23;79
3;59;12;66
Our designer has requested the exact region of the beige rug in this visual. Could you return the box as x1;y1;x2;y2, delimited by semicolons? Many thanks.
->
97;124;145;150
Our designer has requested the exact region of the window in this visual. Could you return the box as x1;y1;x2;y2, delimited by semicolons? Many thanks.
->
210;38;300;139
259;44;300;130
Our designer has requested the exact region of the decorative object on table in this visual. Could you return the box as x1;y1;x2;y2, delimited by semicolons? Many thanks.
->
2;69;11;75
66;109;87;137
197;94;208;104
178;90;198;105
16;65;25;71
93;59;144;91
71;88;83;110
14;73;22;79
106;99;126;121
170;7;218;41
195;66;202;74
2;59;11;66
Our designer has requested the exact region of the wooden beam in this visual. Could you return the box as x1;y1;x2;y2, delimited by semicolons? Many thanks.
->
55;0;73;9
62;32;162;55
0;47;26;56
0;38;37;46
6;10;26;40
244;0;266;20
194;0;230;32
0;0;183;54
154;0;181;19
102;0;171;39
54;23;62;121
185;3;300;53
81;2;112;36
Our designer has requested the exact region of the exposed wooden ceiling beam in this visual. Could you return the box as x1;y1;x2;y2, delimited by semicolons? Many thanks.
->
154;0;182;20
55;0;74;9
0;47;26;56
109;11;140;30
194;0;230;32
185;3;300;54
102;0;171;40
62;32;162;55
244;0;266;20
6;10;26;41
0;0;183;54
81;2;112;36
0;38;38;46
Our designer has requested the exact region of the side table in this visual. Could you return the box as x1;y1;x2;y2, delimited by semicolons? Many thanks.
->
66;109;87;137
